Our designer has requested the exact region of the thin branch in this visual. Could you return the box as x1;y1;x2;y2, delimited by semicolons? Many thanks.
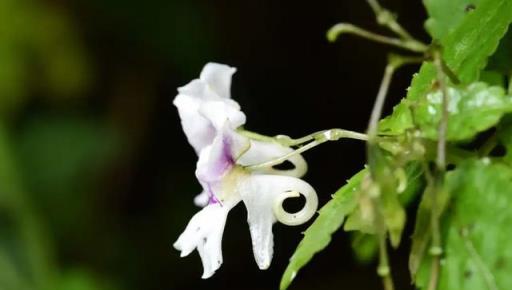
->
367;54;424;141
367;63;396;140
427;49;449;290
364;53;424;290
427;258;441;290
366;58;398;290
327;23;427;53
376;217;395;290
365;0;427;50
435;59;449;170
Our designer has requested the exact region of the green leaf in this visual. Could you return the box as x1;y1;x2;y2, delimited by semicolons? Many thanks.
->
423;0;482;41
414;82;512;141
279;169;366;290
379;185;406;248
381;0;512;137
441;0;512;83
416;159;512;289
379;63;436;136
349;161;422;263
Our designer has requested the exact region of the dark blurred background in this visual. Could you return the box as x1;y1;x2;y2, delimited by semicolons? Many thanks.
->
0;0;430;289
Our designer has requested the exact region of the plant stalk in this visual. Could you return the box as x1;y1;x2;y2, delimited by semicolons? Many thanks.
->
327;23;427;53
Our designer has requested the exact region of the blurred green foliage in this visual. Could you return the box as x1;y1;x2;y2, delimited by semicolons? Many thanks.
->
0;0;220;287
0;0;121;289
0;0;91;115
15;114;120;242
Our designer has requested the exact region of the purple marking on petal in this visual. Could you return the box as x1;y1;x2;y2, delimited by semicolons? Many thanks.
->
197;130;239;206
207;184;220;205
210;134;235;177
222;136;235;163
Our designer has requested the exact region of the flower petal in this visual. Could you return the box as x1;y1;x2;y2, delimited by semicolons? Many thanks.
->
173;204;230;279
199;63;237;99
174;64;245;154
196;124;250;185
173;94;216;154
199;100;246;131
194;191;209;207
237;175;318;269
238;140;308;177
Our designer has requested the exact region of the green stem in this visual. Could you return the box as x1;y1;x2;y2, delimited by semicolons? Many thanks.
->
367;64;396;140
367;54;424;142
366;58;398;290
427;49;449;290
366;0;428;50
239;128;367;147
377;236;394;290
244;129;367;170
280;128;368;146
365;53;424;290
237;129;277;143
327;23;427;53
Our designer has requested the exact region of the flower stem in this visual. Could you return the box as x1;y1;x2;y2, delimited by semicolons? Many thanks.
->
278;128;368;146
244;129;367;170
237;129;277;143
246;140;320;171
239;128;367;147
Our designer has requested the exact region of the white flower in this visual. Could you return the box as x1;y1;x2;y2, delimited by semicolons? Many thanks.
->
174;63;307;207
173;63;318;278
